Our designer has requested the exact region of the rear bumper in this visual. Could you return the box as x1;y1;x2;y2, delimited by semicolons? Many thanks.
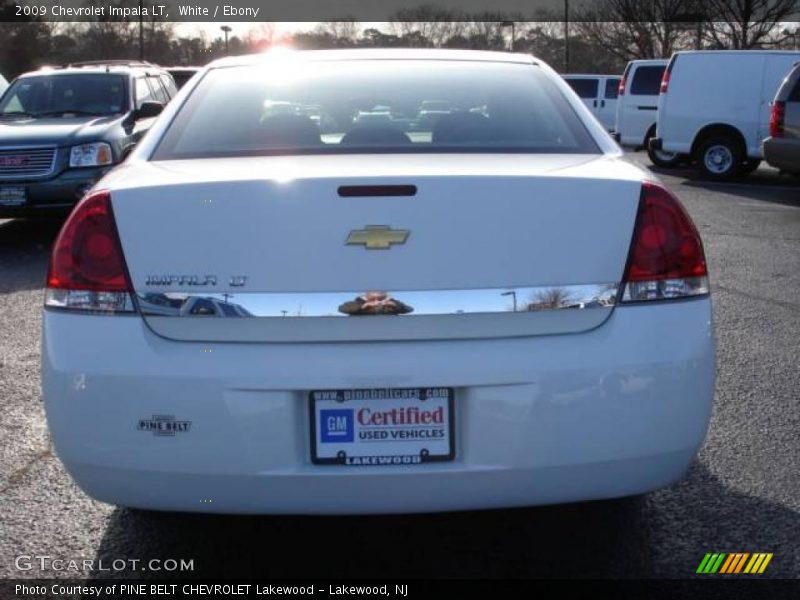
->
0;166;110;218
71;450;696;514
42;298;716;514
762;137;800;174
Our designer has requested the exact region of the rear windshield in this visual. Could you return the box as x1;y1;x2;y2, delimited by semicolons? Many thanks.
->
788;69;800;102
169;70;198;89
605;78;620;99
0;74;127;117
630;66;666;96
153;59;599;159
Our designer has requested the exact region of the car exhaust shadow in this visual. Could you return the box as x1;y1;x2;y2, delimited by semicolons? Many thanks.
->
86;462;797;579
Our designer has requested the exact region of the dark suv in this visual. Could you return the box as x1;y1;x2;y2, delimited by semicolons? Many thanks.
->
763;61;800;175
0;61;177;217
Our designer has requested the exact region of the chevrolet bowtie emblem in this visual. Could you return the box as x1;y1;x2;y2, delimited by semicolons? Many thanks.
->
346;226;409;250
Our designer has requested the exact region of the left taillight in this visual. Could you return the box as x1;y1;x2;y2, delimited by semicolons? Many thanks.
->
45;190;135;313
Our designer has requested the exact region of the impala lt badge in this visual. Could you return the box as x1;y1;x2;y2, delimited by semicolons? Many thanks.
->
145;275;218;287
346;226;409;250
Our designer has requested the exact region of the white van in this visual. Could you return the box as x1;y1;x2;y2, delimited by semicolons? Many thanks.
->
652;50;800;179
615;59;680;167
563;74;620;131
0;74;8;97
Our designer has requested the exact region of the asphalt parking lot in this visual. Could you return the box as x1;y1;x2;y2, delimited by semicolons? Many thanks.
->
1;152;798;580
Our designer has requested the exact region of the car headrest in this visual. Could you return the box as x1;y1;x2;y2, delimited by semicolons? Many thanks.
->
258;114;321;147
432;112;497;144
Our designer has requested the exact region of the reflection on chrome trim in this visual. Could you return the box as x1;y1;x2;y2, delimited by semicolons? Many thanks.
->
136;284;618;318
622;276;709;302
46;289;136;313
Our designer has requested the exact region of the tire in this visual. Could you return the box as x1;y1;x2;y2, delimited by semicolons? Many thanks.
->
696;135;744;180
740;159;761;175
646;136;682;168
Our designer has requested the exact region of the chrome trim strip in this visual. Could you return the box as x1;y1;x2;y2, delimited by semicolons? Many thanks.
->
136;284;618;318
0;144;58;180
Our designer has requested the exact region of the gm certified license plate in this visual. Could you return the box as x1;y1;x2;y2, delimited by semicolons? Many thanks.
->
0;186;26;206
310;388;455;466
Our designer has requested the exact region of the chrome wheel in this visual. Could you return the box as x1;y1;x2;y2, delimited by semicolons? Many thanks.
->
704;145;734;175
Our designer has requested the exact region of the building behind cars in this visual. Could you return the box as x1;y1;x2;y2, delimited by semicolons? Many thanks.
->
652;50;800;179
762;61;800;175
614;59;680;168
0;61;177;218
562;74;620;132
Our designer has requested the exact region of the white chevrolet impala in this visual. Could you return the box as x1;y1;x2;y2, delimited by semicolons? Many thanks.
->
42;49;715;514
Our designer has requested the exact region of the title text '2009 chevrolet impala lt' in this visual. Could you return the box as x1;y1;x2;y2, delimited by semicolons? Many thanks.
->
42;49;715;514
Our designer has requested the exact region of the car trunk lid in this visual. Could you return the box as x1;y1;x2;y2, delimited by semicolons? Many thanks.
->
109;153;645;342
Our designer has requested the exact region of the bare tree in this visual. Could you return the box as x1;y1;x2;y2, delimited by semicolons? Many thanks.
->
461;14;523;50
527;288;575;311
575;0;705;60
516;16;627;72
390;6;467;47
0;0;55;76
701;0;799;49
316;20;360;44
246;23;277;51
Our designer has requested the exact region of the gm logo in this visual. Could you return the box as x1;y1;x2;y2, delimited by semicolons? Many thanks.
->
320;409;354;443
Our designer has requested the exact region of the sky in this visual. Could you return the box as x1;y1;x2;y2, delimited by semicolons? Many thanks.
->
174;22;384;40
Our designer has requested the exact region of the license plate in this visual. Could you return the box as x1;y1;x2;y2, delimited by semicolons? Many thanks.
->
0;186;26;206
310;388;455;466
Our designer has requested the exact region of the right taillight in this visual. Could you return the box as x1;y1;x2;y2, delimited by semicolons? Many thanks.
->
769;101;786;138
621;182;709;303
618;75;627;96
45;189;135;313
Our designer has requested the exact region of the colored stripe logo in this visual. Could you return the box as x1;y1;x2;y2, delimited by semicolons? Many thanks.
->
697;553;773;574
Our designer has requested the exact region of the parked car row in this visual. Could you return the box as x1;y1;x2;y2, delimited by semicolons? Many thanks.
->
0;60;181;218
565;50;800;179
562;73;620;131
565;62;666;161
1;50;796;224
